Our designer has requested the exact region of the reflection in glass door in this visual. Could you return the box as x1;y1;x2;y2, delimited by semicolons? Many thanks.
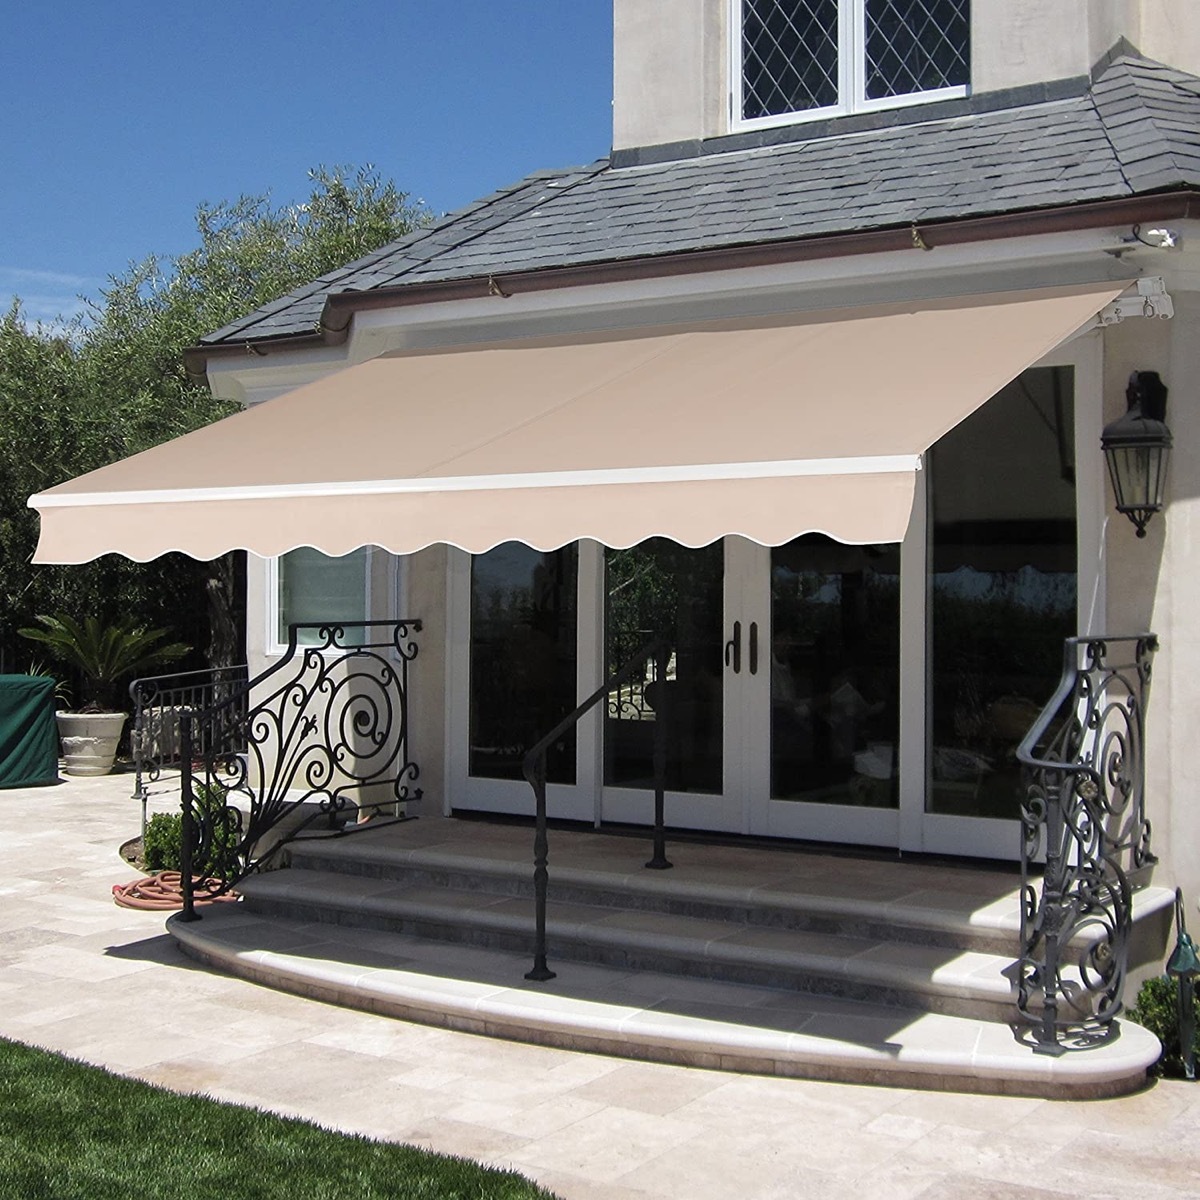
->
604;538;724;795
468;542;578;784
928;367;1077;821
601;538;741;831
769;536;900;810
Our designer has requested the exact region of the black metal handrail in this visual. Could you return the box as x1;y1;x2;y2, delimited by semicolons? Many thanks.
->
130;664;249;820
522;638;672;982
178;620;422;921
1015;633;1157;1054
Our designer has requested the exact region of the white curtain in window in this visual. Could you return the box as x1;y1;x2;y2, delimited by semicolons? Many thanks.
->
276;547;370;645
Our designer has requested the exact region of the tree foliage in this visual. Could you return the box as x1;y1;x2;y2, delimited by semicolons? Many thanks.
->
0;166;429;677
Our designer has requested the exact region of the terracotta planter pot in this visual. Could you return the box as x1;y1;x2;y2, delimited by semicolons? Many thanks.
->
56;711;128;776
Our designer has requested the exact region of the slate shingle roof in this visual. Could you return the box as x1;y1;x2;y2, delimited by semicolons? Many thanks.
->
202;54;1200;348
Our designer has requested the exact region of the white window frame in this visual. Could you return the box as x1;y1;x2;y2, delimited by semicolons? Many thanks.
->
731;0;969;133
265;546;381;657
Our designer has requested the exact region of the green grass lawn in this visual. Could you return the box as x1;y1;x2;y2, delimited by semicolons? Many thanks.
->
0;1037;557;1199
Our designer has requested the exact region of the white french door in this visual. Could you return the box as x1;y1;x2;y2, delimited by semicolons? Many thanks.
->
446;540;597;821
597;535;903;845
448;340;1102;861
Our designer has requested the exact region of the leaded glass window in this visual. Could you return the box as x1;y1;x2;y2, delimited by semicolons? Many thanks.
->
865;0;970;100
739;0;969;124
742;0;840;120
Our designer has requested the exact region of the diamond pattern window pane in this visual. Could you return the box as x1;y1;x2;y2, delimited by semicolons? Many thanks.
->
742;0;839;120
865;0;970;100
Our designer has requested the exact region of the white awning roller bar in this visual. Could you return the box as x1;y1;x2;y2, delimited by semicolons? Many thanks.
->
30;281;1125;563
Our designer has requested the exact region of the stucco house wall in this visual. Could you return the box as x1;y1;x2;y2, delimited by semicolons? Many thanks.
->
612;0;1200;151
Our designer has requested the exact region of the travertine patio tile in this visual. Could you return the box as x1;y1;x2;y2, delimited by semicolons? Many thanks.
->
756;1164;946;1200
399;1116;532;1162
622;1115;911;1196
212;1042;436;1111
568;1061;723;1116
131;1056;240;1095
889;1089;1043;1132
7;943;157;982
304;1019;443;1059
17;1020;223;1072
673;1072;909;1129
387;1062;470;1090
1045;1126;1200;1193
447;1092;605;1138
886;1177;1073;1200
511;1169;655;1200
502;1104;701;1184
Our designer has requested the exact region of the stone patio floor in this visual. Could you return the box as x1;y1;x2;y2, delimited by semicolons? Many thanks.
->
1;770;1199;1200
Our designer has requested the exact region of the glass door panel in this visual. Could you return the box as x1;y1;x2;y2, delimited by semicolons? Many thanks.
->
604;538;724;795
770;535;900;809
469;542;578;784
928;367;1076;819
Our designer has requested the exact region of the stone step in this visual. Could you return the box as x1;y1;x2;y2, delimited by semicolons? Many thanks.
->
168;905;1163;1100
284;836;1025;953
237;868;1026;1022
283;833;1176;967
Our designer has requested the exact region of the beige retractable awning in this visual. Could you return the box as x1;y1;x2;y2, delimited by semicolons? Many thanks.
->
30;282;1122;563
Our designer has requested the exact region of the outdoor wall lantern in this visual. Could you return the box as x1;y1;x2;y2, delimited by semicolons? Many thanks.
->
1102;370;1172;538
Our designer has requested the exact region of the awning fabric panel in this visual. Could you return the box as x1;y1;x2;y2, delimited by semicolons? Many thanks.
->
31;281;1122;563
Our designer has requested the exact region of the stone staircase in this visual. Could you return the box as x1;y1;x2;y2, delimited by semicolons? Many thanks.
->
169;815;1173;1098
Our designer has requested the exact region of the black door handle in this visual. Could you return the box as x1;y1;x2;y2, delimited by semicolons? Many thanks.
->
749;621;759;675
724;621;742;673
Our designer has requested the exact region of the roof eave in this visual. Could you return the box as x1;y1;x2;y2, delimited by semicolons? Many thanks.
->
184;188;1200;385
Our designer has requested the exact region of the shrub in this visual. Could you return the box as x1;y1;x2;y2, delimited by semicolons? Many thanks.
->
142;810;184;872
141;784;242;878
1127;975;1200;1078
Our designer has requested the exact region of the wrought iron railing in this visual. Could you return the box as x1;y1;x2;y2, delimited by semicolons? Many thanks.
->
523;638;672;982
178;620;421;921
130;665;249;821
1015;633;1158;1054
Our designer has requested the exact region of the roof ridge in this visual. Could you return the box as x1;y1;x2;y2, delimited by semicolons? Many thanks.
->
201;162;607;344
1089;49;1200;195
343;161;609;295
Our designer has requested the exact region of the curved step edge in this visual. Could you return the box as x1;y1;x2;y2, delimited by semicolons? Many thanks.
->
167;910;1160;1101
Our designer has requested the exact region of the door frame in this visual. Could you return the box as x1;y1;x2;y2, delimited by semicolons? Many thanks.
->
444;542;600;822
598;536;750;835
910;332;1105;858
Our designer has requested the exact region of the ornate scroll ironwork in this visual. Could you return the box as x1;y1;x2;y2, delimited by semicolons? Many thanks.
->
1015;634;1157;1054
179;620;421;920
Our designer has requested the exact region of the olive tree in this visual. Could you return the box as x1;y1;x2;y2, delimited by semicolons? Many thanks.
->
1;166;429;675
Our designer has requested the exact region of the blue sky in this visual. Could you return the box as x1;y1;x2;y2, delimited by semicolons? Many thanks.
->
0;3;613;328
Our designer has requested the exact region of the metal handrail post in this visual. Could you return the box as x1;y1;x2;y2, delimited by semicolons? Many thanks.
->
1034;779;1066;1054
522;637;672;980
130;678;148;815
525;760;555;982
646;641;672;870
179;713;198;923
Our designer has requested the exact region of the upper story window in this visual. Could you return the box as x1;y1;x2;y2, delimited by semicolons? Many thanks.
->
737;0;970;127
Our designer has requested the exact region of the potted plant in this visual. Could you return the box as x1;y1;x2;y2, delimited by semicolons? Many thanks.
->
18;614;189;777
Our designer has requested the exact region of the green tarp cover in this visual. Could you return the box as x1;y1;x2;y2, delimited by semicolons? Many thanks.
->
0;675;59;788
